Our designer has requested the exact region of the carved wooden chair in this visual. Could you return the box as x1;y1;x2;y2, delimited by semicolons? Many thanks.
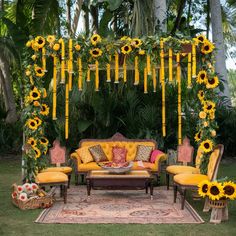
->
173;144;224;209
166;137;196;190
41;140;72;188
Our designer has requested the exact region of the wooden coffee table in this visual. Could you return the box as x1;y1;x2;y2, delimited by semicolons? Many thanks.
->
86;170;154;199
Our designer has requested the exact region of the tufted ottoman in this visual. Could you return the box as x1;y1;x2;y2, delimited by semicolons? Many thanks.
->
35;172;68;203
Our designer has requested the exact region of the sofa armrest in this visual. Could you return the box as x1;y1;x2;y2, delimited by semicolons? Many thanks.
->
70;152;82;168
154;153;167;174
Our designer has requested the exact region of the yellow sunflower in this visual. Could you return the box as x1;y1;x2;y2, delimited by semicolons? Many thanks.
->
198;180;210;198
40;104;50;116
33;146;41;158
208;182;224;200
120;36;132;41
203;101;216;113
121;44;132;54
46;35;56;43
206;76;219;89
197;70;207;84
90;34;101;45
139;49;145;55
53;43;60;51
27;137;37;147
35;36;45;48
31;41;39;51
89;48;102;58
40;137;49;146
222;181;236;200
200;139;213;153
34;117;42;126
35;66;45;77
27;119;38;130
26;40;32;47
29;87;41;101
131;38;142;48
201;41;215;54
194;130;202;142
74;44;81;51
199;111;207;119
196;34;206;44
197;90;205;102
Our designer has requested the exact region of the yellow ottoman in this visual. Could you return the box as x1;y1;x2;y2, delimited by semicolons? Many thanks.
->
35;172;68;203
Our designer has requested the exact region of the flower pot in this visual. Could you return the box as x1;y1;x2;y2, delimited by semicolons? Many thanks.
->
209;199;228;224
209;199;227;209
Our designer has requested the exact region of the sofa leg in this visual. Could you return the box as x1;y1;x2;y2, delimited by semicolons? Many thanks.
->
81;174;84;184
75;174;79;185
181;189;187;210
166;173;170;190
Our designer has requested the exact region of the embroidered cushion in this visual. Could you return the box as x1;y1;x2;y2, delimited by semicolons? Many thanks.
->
89;144;108;162
112;146;127;163
76;147;94;164
135;145;153;162
150;149;164;163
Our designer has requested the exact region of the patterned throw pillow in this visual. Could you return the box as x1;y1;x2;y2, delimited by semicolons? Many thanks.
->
76;147;94;164
112;146;127;163
135;145;153;162
88;145;108;162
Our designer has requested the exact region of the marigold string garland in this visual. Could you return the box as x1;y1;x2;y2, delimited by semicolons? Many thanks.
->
95;60;99;91
192;42;196;78
68;39;73;91
168;48;173;83
152;66;156;92
59;38;65;84
134;56;139;85
146;54;151;75
187;53;192;88
123;55;127;83
115;52;119;83
106;55;111;82
42;47;46;72
177;53;182;144
87;67;90;82
78;57;82;91
144;67;148;93
52;55;57;120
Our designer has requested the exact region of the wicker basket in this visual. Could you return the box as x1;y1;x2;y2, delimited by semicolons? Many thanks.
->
209;199;227;209
12;184;54;210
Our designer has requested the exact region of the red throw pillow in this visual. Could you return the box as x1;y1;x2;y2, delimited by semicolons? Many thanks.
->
112;146;127;163
150;149;164;163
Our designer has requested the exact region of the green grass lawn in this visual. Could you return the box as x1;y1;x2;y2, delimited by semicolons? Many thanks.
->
1;157;236;236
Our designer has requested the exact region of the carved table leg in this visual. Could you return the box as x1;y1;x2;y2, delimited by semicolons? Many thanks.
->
86;179;91;196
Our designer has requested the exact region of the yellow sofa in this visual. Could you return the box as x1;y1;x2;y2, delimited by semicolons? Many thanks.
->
70;133;167;185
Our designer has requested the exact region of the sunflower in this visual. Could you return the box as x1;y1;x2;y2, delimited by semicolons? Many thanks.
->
40;137;49;146
46;35;56;43
90;34;101;46
31;55;37;61
194;130;202;142
35;66;45;77
197;70;207;84
206;76;219;89
29;87;41;101
89;48;102;58
197;90;205;102
74;44;81;51
26;40;32;47
42;88;47;98
27;137;37;147
34;117;42;126
200;139;213;153
40;104;49;116
198;180;210;197
27;119;38;130
31;41;39;51
222;181;236;200
120;36;132;41
53;43;60;51
203;101;216;114
139;49;145;55
35;36;45;48
121;44;132;54
208;182;224;200
211;130;216;137
131;38;142;48
201;41;215;54
33;146;41;158
199;111;207;119
196;34;206;44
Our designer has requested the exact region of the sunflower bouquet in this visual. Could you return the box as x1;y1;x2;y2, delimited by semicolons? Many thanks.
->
198;180;236;201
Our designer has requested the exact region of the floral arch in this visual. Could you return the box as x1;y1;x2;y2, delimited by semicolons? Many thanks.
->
23;34;219;181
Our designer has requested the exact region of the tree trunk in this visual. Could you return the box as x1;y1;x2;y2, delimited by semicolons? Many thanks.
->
153;0;167;33
66;0;72;36
0;55;18;123
71;0;83;36
210;0;231;103
90;5;99;33
0;0;4;11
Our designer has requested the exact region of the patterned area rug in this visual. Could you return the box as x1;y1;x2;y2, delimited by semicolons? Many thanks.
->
35;186;204;224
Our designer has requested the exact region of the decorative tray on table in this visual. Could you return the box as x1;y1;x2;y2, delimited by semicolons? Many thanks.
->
99;162;133;174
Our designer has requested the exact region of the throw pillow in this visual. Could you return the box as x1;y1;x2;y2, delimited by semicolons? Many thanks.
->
112;146;127;163
89;144;108;162
135;145;153;162
76;147;94;164
150;149;164;163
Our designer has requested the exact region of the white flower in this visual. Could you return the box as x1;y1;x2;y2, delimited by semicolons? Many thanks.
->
19;192;28;201
23;183;31;191
31;183;38;192
17;185;23;193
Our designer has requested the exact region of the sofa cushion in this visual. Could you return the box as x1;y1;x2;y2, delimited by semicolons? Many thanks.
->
150;149;164;163
135;145;153;162
89;145;108;162
76;146;94;164
112;146;127;163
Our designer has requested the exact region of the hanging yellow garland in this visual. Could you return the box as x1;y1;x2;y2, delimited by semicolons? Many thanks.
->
123;55;127;83
42;47;46;72
87;67;90;82
144;67;148;93
146;54;151;75
168;48;173;83
52;56;57;120
68;39;73;91
106;55;111;82
152;65;156;92
187;53;192;88
78;57;82;91
192;42;196;78
115;52;119;83
65;83;69;139
177;53;182;144
59;38;65;84
134;56;139;85
95;60;99;91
